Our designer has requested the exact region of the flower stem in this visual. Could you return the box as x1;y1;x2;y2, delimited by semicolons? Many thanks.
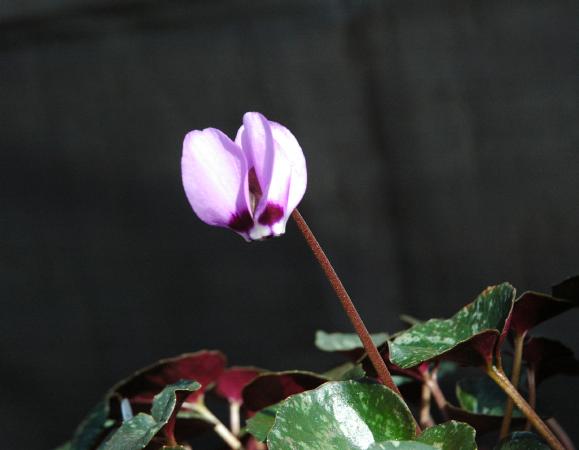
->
525;367;536;431
291;210;405;399
423;370;449;420
182;401;243;449
546;418;576;450
419;381;435;428
486;364;564;450
499;331;526;440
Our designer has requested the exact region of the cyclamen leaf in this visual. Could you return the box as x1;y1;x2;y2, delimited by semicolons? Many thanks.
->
70;400;112;450
510;291;578;335
523;337;579;384
242;370;328;413
456;377;522;417
552;275;579;301
99;413;159;450
417;421;476;450
369;442;436;450
315;330;388;359
323;362;366;381
246;403;281;442
215;366;263;403
100;380;201;450
445;403;522;435
390;283;515;368
495;431;549;449
267;381;416;450
114;350;225;404
370;422;477;450
151;379;201;440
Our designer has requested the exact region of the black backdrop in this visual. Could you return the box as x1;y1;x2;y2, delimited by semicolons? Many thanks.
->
1;1;578;448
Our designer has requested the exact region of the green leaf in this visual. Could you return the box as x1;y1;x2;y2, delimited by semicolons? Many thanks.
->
267;381;416;450
99;380;201;450
417;421;476;450
456;377;522;417
315;330;389;352
151;380;201;424
70;400;112;450
369;422;476;450
323;362;366;381
495;431;549;449
99;413;160;450
390;283;515;368
369;442;436;450
54;442;72;450
246;403;281;442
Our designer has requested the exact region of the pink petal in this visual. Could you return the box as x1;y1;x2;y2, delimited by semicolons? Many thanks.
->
269;121;307;216
236;113;305;239
182;128;252;236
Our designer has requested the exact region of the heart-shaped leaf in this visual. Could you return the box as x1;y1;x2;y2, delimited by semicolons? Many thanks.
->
323;362;366;381
510;291;578;335
70;400;114;450
315;330;389;360
267;380;416;450
115;351;226;405
242;370;328;414
100;380;200;450
99;413;159;450
370;422;477;450
246;402;281;442
390;283;515;368
523;337;579;384
416;421;476;450
552;275;579;301
369;442;436;450
456;377;522;417
215;366;263;404
66;352;222;449
445;403;519;435
495;431;549;449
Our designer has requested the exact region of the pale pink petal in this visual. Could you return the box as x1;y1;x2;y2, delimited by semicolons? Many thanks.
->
269;121;307;215
181;128;252;236
235;114;288;239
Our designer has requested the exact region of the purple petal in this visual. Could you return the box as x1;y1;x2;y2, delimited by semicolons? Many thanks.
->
181;128;252;236
236;113;306;239
269;121;307;216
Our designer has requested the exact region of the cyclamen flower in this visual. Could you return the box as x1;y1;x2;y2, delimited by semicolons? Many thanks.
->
181;112;307;241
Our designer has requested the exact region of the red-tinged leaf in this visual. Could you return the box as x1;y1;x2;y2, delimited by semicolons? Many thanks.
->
114;351;226;405
523;337;579;384
361;344;425;381
215;366;264;404
552;275;579;301
445;403;526;435
244;436;267;450
510;292;577;335
390;284;515;369
242;371;329;414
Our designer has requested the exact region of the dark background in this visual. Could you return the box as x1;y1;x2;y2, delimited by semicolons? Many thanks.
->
1;0;578;448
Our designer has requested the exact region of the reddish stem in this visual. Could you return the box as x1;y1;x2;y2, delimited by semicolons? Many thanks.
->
291;210;403;398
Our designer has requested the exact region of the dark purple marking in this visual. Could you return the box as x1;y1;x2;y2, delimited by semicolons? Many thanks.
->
229;210;253;232
258;203;284;225
248;167;263;196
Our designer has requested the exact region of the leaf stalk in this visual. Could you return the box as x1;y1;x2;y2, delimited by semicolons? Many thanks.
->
499;330;526;439
486;364;564;450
